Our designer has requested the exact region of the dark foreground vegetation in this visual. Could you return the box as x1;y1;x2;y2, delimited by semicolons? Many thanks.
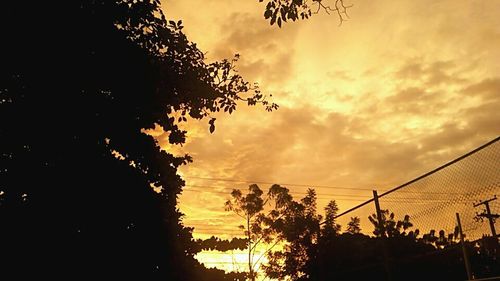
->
225;184;500;281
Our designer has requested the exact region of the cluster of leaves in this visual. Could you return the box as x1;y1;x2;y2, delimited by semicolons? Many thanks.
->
368;209;463;248
421;229;460;248
346;216;361;234
368;210;414;238
259;0;352;27
261;0;311;27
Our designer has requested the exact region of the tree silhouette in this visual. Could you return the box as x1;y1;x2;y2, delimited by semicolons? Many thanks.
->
323;199;342;236
262;189;342;280
346;216;361;234
269;189;322;280
225;185;323;280
225;185;267;281
368;209;413;237
0;1;275;280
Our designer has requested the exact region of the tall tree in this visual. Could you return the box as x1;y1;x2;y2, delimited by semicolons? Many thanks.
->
225;184;302;280
264;189;324;281
323;200;341;236
225;185;266;281
0;1;275;280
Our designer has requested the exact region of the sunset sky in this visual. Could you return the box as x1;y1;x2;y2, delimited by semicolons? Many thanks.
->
161;0;500;272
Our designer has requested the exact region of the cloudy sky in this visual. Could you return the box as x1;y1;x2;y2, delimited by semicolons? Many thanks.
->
161;0;500;271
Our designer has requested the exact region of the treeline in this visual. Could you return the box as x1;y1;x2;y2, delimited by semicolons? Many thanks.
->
221;184;500;281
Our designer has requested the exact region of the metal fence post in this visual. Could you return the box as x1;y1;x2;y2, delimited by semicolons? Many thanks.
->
373;190;392;281
456;212;473;280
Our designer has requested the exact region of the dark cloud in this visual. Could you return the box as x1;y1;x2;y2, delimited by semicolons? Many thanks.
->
179;101;497;196
461;101;500;135
386;87;432;104
462;78;500;102
382;60;497;118
395;61;424;80
383;86;449;116
209;12;300;85
394;60;467;86
425;61;466;85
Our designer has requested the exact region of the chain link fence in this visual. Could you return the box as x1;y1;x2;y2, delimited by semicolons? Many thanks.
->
334;136;500;280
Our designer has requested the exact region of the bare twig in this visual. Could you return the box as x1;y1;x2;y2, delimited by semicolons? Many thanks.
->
311;0;353;26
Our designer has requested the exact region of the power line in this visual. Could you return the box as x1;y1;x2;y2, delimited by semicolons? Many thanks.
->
182;187;472;203
184;185;372;197
183;179;468;196
182;187;372;201
184;184;466;198
183;176;373;191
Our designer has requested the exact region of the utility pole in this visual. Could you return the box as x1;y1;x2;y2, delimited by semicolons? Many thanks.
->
373;190;386;238
473;196;499;239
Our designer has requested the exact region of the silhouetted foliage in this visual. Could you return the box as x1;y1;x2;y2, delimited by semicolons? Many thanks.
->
264;188;326;280
238;187;500;281
346;216;361;234
306;209;498;281
0;1;275;280
196;236;249;252
224;185;338;281
323;199;341;236
225;184;272;281
368;209;413;237
259;0;352;27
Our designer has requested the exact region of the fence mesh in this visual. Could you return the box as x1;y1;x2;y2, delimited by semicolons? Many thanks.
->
379;137;499;241
336;137;499;239
334;136;500;280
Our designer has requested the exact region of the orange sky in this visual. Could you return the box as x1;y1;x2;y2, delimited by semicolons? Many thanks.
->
160;0;500;273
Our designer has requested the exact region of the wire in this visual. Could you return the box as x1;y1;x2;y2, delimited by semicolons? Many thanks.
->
182;187;473;203
183;176;373;191
183;177;469;195
184;184;372;197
